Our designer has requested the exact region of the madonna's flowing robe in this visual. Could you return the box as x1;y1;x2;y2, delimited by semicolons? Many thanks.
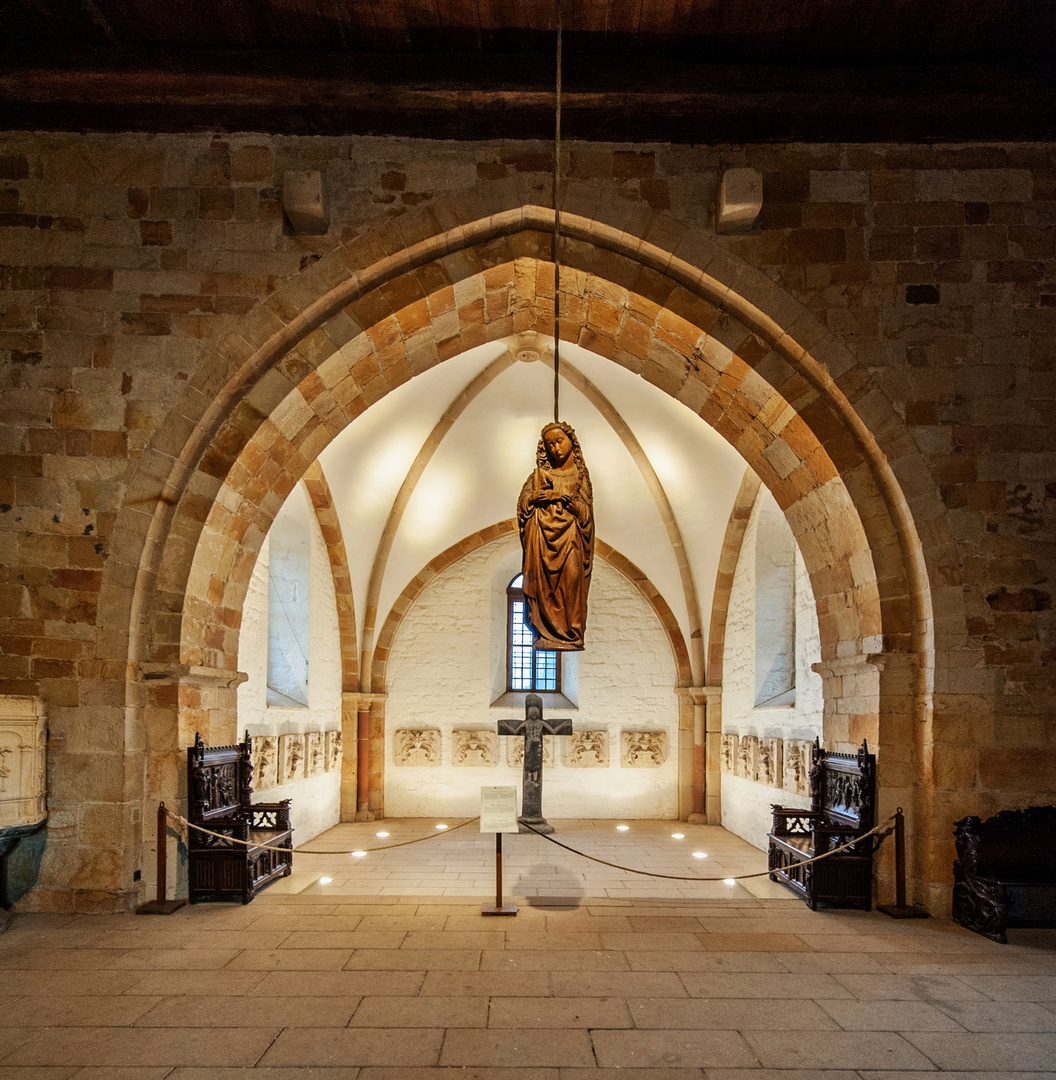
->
517;460;594;651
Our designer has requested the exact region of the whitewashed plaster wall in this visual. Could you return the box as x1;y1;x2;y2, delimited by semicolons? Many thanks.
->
385;536;679;819
721;489;824;851
237;482;342;843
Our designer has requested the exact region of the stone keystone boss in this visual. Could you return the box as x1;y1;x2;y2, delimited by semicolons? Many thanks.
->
498;693;572;834
517;421;594;651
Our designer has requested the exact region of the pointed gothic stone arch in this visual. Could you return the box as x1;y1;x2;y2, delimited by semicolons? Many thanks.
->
109;185;957;907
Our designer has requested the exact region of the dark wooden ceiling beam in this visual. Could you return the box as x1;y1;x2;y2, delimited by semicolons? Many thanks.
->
1;50;1053;143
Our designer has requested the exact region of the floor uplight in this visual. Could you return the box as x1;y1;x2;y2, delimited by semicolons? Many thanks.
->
351;850;367;858
723;878;737;886
692;851;708;859
616;824;630;831
319;877;332;884
375;831;389;838
671;832;685;839
435;823;448;830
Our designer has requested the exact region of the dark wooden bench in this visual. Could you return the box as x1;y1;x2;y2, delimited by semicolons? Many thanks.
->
187;732;293;904
953;806;1056;943
768;738;877;910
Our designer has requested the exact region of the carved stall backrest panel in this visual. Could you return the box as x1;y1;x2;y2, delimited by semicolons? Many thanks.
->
810;740;876;829
394;729;441;766
622;731;667;767
189;736;250;820
453;730;498;767
566;731;607;768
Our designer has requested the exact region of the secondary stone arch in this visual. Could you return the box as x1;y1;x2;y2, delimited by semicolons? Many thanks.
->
117;190;955;904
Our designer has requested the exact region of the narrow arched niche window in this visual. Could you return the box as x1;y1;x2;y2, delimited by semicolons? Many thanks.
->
754;498;797;708
266;498;312;708
507;574;560;693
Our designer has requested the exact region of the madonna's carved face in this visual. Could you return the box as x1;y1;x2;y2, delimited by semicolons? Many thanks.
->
543;426;573;467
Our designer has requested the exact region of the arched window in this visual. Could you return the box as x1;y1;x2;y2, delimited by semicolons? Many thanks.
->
266;490;312;708
506;574;560;692
754;497;796;708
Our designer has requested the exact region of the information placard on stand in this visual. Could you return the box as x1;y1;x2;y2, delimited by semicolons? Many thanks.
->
480;786;519;916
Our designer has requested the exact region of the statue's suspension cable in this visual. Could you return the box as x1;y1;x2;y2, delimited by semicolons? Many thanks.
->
552;0;562;424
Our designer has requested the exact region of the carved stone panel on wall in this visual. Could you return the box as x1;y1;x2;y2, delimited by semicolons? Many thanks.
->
305;731;324;777
250;735;278;791
720;733;739;775
622;731;668;768
279;733;305;785
453;729;498;767
508;733;554;768
783;739;813;796
0;695;47;828
757;737;782;788
394;729;441;766
737;735;757;779
566;731;607;768
325;730;342;772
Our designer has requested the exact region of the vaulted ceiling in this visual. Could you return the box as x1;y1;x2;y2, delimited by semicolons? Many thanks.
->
2;0;1054;141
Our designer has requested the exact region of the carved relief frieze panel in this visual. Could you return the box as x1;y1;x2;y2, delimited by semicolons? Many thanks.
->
453;729;498;767
566;731;608;768
737;735;757;779
508;734;555;768
394;729;441;766
279;733;305;784
305;731;324;777
757;737;782;788
250;735;278;791
720;732;739;775
783;739;813;796
621;731;668;768
325;730;342;772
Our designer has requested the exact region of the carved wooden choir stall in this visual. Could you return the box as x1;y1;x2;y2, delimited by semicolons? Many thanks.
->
953;805;1056;942
767;739;877;910
187;733;293;903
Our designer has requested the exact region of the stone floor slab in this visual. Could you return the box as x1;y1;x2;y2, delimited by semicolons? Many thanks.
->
119;971;267;996
479;951;628;972
957;974;1056;1000
133;994;363;1027
627;996;839;1030
487;996;632;1028
344;949;480;970
935;1000;1056;1031
227;949;354;970
252;970;425;997
818;998;965;1031
833;972;988;1000
679;972;853;998
419;970;552;997
742;1029;938;1070
590;1029;757;1068
625;951;785;972
549;971;686;997
260;1027;443;1067
350;995;488;1027
903;1031;1056;1070
438;1030;595;1068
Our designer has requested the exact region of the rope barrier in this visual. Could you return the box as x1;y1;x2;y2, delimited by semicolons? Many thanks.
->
168;806;894;886
166;807;479;855
518;814;896;883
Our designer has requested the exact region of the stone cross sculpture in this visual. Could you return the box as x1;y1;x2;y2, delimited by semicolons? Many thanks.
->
497;692;572;834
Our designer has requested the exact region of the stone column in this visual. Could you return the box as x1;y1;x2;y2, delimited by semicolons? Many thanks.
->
342;692;385;821
0;695;48;912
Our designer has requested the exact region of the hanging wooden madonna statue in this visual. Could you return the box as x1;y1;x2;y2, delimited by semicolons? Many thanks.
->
517;421;594;651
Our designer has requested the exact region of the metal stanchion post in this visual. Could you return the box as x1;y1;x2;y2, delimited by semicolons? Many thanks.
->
136;802;187;915
482;831;517;916
878;808;928;919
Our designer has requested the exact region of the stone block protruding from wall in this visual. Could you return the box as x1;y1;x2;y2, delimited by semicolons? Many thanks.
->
783;739;813;796
737;735;757;779
325;730;342;772
566;731;607;768
720;733;739;774
250;735;279;791
305;731;325;777
453;730;498;767
622;731;668;768
394;729;441;766
757;737;782;788
0;696;47;829
279;733;305;784
507;734;554;768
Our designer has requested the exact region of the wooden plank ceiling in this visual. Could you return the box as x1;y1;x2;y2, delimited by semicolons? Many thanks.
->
1;0;1054;141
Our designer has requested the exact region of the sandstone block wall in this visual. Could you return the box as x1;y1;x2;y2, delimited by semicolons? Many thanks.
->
0;131;1053;910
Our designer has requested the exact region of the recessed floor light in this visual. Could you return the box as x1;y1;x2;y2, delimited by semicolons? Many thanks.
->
319;876;332;884
616;824;630;831
375;831;389;838
671;832;685;839
692;851;708;859
723;878;737;886
435;823;448;830
351;851;367;858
